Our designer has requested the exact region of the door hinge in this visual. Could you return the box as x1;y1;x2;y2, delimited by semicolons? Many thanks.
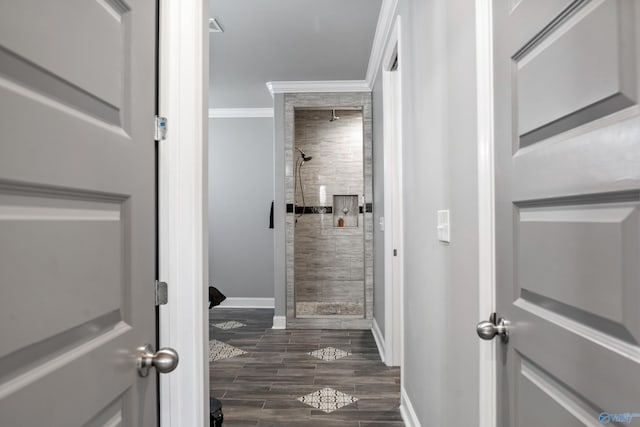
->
155;280;168;305
393;249;398;256
154;115;167;141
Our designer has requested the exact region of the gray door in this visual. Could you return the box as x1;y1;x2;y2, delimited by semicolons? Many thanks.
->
493;0;640;425
0;0;158;425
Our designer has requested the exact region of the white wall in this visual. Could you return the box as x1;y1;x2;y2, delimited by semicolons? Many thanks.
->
209;117;275;299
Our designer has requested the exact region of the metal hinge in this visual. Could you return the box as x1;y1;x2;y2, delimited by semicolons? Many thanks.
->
155;280;168;305
154;115;167;141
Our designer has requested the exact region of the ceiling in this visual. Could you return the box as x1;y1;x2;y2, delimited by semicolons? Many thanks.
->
209;0;382;108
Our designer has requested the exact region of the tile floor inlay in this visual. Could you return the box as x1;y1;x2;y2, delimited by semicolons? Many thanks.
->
209;339;247;362
212;320;246;330
297;387;358;413
308;346;351;361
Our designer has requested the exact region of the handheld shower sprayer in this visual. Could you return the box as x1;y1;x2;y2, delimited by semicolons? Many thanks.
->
296;147;313;162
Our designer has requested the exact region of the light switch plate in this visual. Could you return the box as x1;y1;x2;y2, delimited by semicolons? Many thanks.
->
437;210;450;243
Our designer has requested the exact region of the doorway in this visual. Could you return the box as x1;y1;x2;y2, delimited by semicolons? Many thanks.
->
281;93;374;329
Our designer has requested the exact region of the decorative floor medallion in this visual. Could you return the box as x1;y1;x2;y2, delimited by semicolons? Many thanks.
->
297;387;358;413
212;320;246;330
209;339;247;362
308;346;351;361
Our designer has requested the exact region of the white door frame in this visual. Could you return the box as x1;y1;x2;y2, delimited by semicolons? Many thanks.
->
382;16;404;368
158;0;209;426
476;0;496;426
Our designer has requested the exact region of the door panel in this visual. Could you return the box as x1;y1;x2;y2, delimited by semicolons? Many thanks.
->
0;0;129;113
494;0;640;426
0;0;157;425
515;0;636;145
516;203;639;325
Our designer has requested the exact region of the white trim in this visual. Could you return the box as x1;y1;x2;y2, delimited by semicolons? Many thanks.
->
400;387;422;427
382;16;404;368
476;1;497;427
209;108;274;118
266;80;370;96
365;0;399;87
272;315;286;330
217;297;275;309
371;318;386;364
158;0;208;426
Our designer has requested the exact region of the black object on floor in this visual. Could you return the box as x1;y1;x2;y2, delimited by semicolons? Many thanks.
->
210;397;223;426
208;286;226;309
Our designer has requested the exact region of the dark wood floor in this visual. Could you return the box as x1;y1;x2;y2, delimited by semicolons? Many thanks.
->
209;308;404;427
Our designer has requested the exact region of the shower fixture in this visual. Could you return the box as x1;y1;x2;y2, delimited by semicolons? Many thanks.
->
296;146;313;162
294;147;313;220
329;109;340;122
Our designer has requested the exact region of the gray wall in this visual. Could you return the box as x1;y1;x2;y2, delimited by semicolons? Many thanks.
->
397;0;480;425
209;117;275;299
371;75;385;335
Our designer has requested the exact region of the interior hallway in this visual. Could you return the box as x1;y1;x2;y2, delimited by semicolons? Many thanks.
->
209;308;403;426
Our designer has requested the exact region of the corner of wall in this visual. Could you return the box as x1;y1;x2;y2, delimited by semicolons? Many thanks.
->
371;317;387;364
400;387;422;427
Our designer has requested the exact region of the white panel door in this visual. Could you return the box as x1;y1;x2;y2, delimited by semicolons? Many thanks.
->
492;0;640;426
0;0;159;425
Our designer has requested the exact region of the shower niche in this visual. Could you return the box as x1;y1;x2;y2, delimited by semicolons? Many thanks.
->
283;92;373;329
333;195;358;228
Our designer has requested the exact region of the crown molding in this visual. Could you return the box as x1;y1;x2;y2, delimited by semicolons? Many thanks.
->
266;80;370;96
208;108;274;118
365;0;399;87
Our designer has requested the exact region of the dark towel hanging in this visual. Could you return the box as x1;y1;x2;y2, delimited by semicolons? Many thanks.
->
269;200;274;229
208;286;226;309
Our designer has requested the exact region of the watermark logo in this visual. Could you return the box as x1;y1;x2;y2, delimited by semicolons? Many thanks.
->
599;412;640;424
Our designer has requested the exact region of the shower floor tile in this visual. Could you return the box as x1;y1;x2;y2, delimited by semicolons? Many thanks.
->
296;301;364;316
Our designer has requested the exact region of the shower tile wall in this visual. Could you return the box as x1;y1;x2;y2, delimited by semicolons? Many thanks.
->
294;110;364;317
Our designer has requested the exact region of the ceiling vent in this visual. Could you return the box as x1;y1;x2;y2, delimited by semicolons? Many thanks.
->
209;18;223;33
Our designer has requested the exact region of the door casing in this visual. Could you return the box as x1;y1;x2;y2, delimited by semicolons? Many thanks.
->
382;15;404;368
475;1;497;427
157;0;209;425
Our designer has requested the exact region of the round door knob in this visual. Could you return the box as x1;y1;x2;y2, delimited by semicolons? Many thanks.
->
476;316;509;343
137;344;179;377
476;320;498;340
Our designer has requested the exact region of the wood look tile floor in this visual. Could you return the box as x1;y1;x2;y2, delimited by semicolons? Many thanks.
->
209;308;404;427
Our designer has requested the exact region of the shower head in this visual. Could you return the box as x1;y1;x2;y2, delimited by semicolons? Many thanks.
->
329;109;340;122
295;147;313;162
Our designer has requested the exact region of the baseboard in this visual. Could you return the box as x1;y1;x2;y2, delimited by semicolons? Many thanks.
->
400;387;421;427
272;315;286;329
371;317;386;364
217;297;275;309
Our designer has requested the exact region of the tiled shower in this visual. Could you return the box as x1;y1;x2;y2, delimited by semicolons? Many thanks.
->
294;109;365;317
